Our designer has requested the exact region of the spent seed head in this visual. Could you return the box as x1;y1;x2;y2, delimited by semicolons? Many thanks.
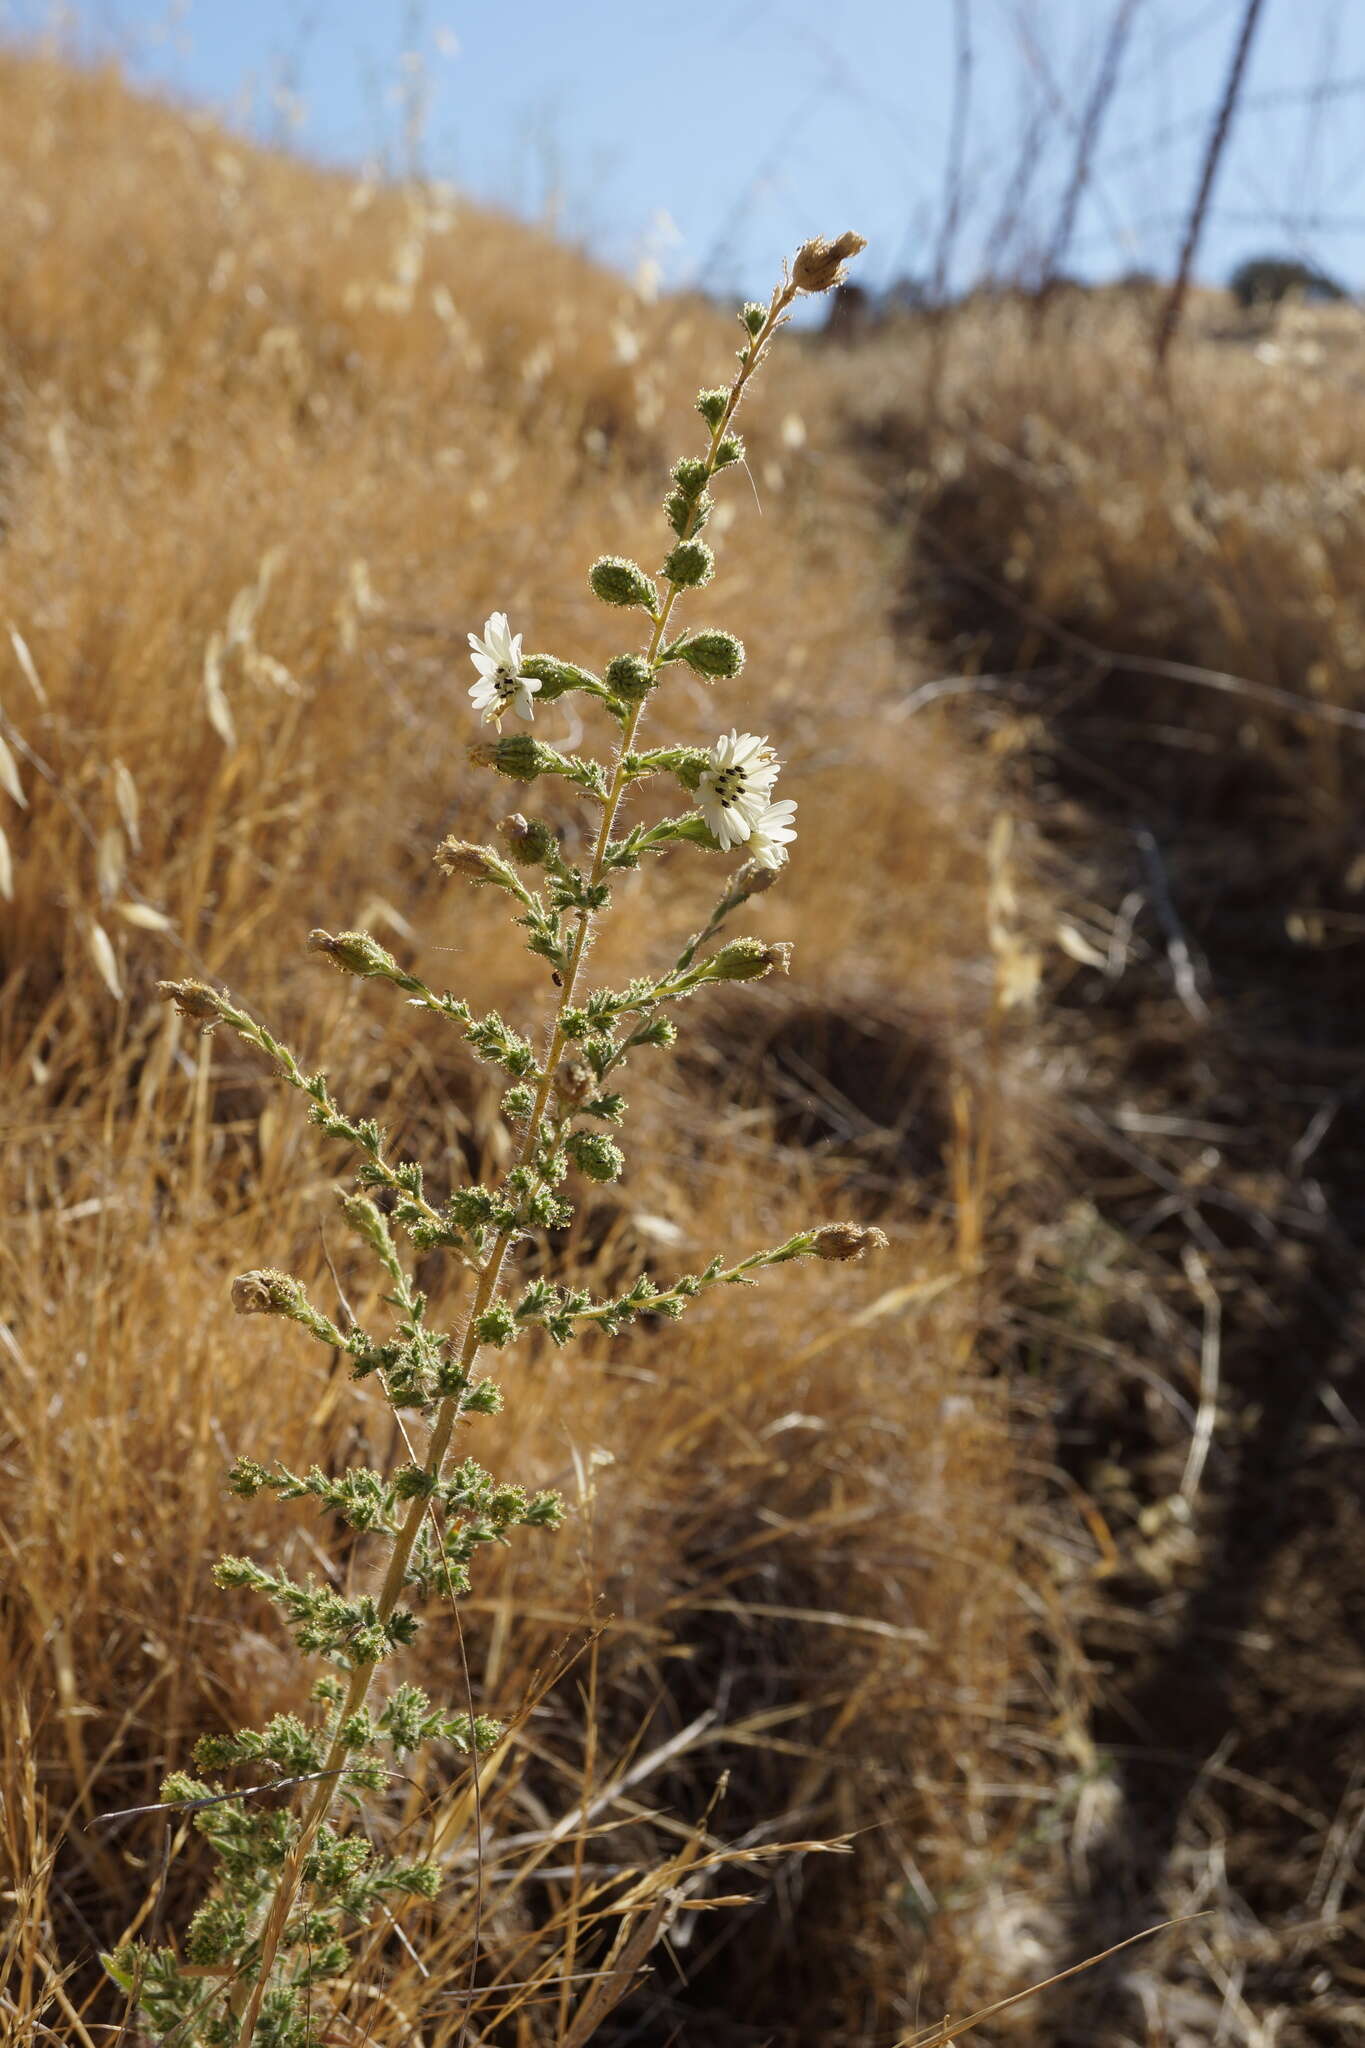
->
792;231;867;294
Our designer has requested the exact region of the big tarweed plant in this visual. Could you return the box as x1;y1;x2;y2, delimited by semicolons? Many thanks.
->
125;232;879;2047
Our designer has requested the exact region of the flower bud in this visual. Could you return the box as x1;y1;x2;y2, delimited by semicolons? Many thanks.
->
338;1191;391;1255
435;837;501;885
469;735;556;782
497;813;555;864
708;937;791;982
792;231;867;294
671;457;709;497
695;388;728;428
812;1222;888;1263
604;654;655;704
663;486;713;537
307;928;398;978
671;630;745;681
589;555;658;612
231;1268;304;1316
157;978;223;1025
662;539;714;590
740;302;767;336
714;434;744;469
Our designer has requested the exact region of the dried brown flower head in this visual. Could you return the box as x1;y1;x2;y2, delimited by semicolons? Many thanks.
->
792;232;867;294
230;1269;297;1316
435;837;499;884
157;978;223;1026
812;1222;888;1263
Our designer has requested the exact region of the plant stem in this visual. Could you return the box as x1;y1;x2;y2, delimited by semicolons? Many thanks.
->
231;273;796;2048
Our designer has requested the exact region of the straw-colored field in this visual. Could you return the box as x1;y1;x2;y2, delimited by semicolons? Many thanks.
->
3;49;1363;2048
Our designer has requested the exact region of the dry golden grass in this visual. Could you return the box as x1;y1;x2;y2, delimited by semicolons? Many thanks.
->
834;285;1365;873
0;55;1072;2047
820;286;1365;2042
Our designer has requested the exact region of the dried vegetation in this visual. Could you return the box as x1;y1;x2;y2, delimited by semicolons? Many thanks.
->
5;47;1363;2048
828;283;1365;2043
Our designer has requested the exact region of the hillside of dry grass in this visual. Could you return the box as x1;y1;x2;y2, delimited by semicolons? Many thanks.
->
0;55;1071;2048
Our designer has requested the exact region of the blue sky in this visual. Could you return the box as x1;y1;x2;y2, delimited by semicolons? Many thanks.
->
4;0;1364;298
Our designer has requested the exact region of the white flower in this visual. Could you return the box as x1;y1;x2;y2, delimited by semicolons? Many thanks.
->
745;796;797;870
697;730;780;849
468;611;540;722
